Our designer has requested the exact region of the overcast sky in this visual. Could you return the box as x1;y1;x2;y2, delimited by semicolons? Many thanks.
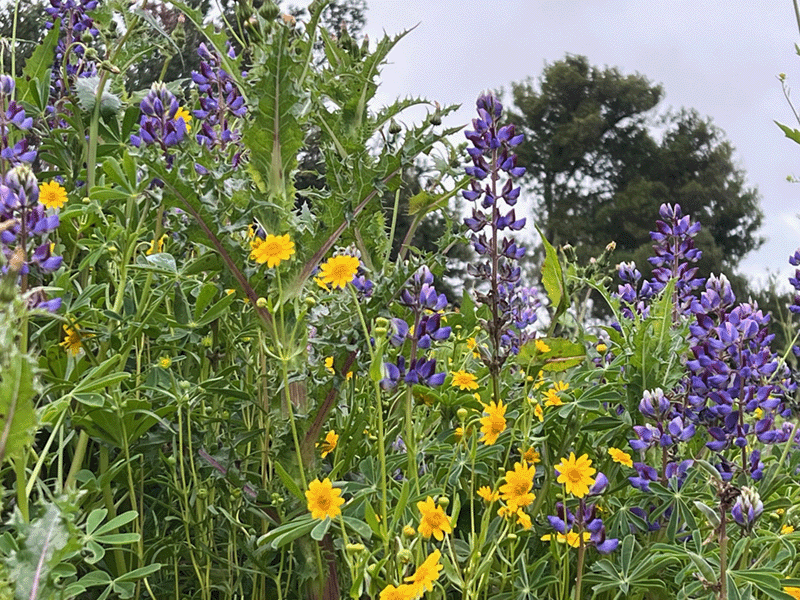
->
361;0;800;291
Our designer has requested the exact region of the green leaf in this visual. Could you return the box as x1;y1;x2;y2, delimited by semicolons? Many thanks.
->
17;21;60;107
243;26;304;212
517;337;585;372
0;352;37;461
776;121;800;145
536;224;567;314
263;516;316;549
274;461;305;503
310;517;331;541
75;76;122;116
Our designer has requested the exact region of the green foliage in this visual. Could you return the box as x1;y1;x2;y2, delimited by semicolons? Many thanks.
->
3;3;800;600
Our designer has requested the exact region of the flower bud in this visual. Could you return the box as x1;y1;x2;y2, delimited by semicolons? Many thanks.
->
456;407;469;421
397;548;412;563
345;543;365;554
437;496;449;508
402;525;416;538
256;297;268;308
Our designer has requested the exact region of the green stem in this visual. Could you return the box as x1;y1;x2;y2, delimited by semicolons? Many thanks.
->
64;429;89;490
348;285;389;538
14;456;28;522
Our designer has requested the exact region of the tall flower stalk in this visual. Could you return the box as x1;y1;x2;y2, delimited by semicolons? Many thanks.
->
462;94;527;399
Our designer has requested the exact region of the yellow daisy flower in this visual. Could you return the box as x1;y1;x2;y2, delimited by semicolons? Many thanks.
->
608;447;633;467
451;370;478;390
541;530;591;548
477;486;499;502
534;339;550;353
404;549;443;595
781;523;795;535
499;461;536;510
416;496;452;541
466;337;480;358
522;447;541;464
158;356;172;369
60;324;91;356
324;356;335;373
39;180;68;210
175;106;192;132
555;452;596;498
305;478;344;520
317;430;338;458
250;234;295;268
479;399;507;445
543;389;563;407
533;402;544;422
317;254;360;289
553;381;569;392
379;584;417;600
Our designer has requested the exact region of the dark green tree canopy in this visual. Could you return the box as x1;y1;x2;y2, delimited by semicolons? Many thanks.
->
508;54;763;284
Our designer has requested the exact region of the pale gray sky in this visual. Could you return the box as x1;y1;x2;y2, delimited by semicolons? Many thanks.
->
363;0;800;291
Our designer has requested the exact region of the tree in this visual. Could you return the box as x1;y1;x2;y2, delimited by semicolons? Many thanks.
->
508;54;763;287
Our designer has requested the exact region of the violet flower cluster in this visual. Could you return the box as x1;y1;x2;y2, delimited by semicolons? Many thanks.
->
45;0;99;108
130;83;188;168
0;76;36;171
686;272;793;472
615;203;705;319
380;266;450;389
1;165;62;311
547;477;619;553
462;94;529;368
191;43;247;170
789;249;800;315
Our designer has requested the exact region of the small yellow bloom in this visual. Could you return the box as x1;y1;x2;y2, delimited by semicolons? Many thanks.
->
158;356;172;369
608;447;633;468
146;233;168;255
60;324;91;356
555;452;596;498
516;509;532;529
466;337;480;358
522;447;540;464
543;389;563;407
754;407;764;419
533;402;544;422
404;549;443;595
416;497;452;541
317;430;338;458
499;461;536;510
785;587;800;600
175;106;192;132
317;254;360;289
553;381;569;392
781;523;795;535
324;356;335;373
479;399;507;445
541;530;591;548
250;234;295;268
402;525;416;537
451;370;478;391
379;584;417;600
477;486;499;502
305;478;344;520
596;343;608;353
535;339;550;353
39;180;68;210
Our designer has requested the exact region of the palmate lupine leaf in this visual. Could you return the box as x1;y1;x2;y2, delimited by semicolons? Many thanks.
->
243;23;306;215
